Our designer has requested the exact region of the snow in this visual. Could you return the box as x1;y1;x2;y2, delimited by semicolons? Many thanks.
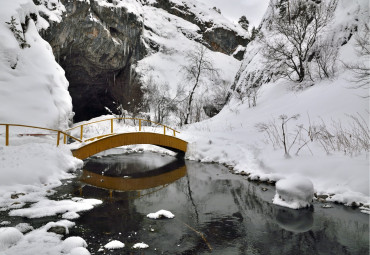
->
0;0;73;129
61;236;88;253
273;177;314;209
104;240;125;249
132;242;149;249
180;0;369;209
9;197;102;218
0;143;82;187
0;227;23;251
147;209;175;219
69;247;91;255
0;220;82;255
14;223;33;233
136;1;243;118
62;211;80;220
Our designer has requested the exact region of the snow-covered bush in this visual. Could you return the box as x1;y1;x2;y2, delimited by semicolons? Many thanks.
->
273;176;314;209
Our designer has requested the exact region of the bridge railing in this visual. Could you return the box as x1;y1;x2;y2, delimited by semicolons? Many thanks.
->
65;117;180;143
0;118;180;146
0;124;82;146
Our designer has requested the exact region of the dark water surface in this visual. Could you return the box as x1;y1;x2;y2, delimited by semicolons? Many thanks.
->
65;152;368;255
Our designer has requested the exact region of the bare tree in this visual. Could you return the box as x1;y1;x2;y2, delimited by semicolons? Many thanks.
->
344;22;370;91
262;0;337;82
181;45;219;124
142;76;183;124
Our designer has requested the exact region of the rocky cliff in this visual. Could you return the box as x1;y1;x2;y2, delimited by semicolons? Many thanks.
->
38;0;248;121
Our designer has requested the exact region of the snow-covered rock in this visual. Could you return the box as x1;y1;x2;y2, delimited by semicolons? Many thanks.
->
0;227;23;251
147;209;175;219
68;247;91;255
0;0;73;129
132;242;149;249
273;177;314;209
104;240;125;250
62;211;80;220
61;236;88;253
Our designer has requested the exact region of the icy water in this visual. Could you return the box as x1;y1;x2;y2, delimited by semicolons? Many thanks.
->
54;151;369;255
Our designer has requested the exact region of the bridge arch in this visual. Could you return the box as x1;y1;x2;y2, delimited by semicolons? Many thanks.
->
72;132;188;160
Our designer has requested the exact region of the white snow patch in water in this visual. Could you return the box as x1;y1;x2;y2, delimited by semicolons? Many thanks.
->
147;209;175;219
132;242;149;249
62;211;80;220
9;198;102;218
104;240;125;249
273;177;314;209
0;221;11;226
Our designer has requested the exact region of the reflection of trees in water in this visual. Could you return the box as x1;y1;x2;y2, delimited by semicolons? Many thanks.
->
75;156;368;255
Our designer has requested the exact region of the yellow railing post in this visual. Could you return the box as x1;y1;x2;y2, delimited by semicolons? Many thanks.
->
139;119;141;131
80;125;83;140
63;134;66;144
57;131;61;146
111;119;113;133
163;125;166;135
5;124;9;146
173;130;176;137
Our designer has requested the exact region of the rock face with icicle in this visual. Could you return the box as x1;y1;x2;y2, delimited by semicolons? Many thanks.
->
39;0;248;121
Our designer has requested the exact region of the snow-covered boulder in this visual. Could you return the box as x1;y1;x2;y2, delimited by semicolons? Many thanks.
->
68;247;91;255
132;242;149;249
61;236;88;253
104;240;125;250
273;176;314;209
147;209;175;219
0;227;23;251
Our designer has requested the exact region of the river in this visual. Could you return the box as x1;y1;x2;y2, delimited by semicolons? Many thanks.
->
56;151;369;255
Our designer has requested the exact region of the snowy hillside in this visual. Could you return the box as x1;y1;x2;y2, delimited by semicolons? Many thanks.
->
184;0;370;208
0;0;72;129
137;4;240;97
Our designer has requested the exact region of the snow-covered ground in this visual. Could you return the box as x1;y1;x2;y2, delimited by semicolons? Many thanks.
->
183;72;369;208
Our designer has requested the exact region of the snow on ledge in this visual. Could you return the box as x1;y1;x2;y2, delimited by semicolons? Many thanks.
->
147;209;175;219
273;176;314;209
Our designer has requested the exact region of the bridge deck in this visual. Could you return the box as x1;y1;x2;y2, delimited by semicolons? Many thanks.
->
72;132;188;160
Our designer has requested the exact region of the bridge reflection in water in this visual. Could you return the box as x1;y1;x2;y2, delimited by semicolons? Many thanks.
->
77;155;186;199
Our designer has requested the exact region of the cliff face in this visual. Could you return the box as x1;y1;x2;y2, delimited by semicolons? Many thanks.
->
39;0;248;121
153;0;249;56
41;0;146;121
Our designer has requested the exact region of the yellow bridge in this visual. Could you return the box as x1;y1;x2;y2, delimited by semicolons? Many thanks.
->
0;118;188;160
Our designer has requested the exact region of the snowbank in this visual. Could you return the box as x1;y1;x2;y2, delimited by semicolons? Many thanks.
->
273;177;314;209
147;209;175;219
0;0;73;129
183;73;369;208
0;143;82;187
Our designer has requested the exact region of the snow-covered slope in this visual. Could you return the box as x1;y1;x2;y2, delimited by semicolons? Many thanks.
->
184;0;370;208
0;0;72;129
